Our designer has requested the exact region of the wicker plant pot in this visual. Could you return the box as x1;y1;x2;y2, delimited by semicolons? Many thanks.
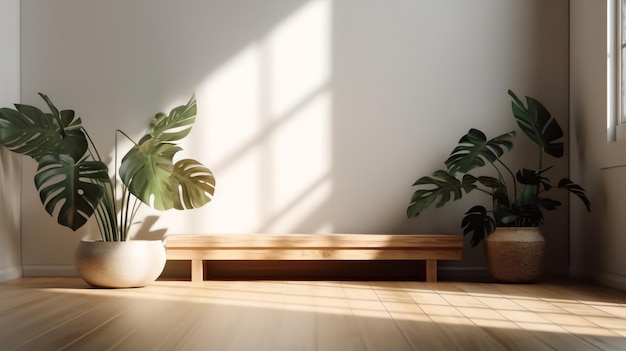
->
75;240;166;288
485;227;545;283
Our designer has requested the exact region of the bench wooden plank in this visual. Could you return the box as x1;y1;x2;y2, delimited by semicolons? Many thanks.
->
166;234;463;249
167;248;462;261
166;234;463;282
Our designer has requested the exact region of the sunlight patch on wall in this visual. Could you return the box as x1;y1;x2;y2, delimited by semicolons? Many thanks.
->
263;92;333;233
261;0;332;233
267;0;331;118
197;45;263;233
159;0;333;234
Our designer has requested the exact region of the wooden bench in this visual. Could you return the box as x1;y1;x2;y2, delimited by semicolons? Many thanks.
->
166;234;463;283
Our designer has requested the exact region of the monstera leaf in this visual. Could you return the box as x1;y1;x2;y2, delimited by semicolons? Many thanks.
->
516;168;552;191
461;205;496;247
508;89;563;158
558;178;591;211
407;170;477;218
445;129;515;174
505;204;544;227
0;98;88;162
149;95;197;143
34;154;109;231
475;176;506;191
120;142;215;211
119;141;181;210
170;159;216;209
119;96;215;211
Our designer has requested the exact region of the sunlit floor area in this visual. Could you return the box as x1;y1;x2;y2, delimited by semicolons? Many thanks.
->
1;278;625;350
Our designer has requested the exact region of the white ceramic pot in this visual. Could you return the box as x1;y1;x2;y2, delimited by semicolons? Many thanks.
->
75;240;166;288
485;227;545;283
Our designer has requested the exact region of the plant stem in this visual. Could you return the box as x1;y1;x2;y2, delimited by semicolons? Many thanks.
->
537;146;544;199
496;158;517;202
117;129;139;146
82;127;118;241
123;187;133;241
128;197;143;241
115;129;142;241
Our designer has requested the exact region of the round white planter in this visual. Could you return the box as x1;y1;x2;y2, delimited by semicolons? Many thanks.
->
485;227;545;283
75;240;167;288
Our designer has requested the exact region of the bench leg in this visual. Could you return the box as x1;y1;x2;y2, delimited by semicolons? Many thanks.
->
426;260;437;282
191;259;203;282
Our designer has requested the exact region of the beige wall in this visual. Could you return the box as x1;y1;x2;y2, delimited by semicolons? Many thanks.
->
570;0;626;290
20;0;570;278
0;0;21;282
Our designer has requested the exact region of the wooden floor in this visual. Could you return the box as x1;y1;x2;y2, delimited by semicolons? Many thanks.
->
1;278;625;351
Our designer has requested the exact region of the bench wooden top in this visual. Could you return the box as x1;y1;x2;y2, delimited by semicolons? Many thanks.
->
166;234;462;249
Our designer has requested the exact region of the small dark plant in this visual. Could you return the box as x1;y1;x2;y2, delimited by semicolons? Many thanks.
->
407;90;590;247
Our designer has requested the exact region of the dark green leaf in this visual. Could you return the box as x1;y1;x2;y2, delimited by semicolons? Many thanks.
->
59;110;76;127
516;168;540;185
476;176;505;189
516;168;553;191
34;154;108;231
492;187;510;209
508;90;563;158
518;184;538;206
558;178;591;211
38;93;60;120
407;170;477;218
496;208;519;225
0;96;88;162
536;198;561;211
445;128;515;174
497;203;543;227
461;205;496;247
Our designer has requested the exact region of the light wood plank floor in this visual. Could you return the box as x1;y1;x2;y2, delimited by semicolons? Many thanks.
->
1;278;625;351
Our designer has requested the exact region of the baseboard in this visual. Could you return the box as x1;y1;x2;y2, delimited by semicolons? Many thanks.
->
437;265;569;282
596;272;626;291
0;265;22;282
22;265;78;277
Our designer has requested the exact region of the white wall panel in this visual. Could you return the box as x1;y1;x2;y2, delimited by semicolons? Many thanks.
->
20;0;570;278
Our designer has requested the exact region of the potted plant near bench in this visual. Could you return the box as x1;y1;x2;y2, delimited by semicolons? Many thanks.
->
0;93;215;288
407;90;590;282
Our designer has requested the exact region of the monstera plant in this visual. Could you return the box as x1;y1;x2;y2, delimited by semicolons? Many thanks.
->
0;93;215;241
407;90;590;247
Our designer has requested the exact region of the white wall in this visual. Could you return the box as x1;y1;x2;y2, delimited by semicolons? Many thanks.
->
0;0;21;282
20;0;570;278
570;0;626;290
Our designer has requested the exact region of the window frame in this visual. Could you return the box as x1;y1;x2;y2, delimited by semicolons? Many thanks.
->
612;0;626;141
598;0;626;169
